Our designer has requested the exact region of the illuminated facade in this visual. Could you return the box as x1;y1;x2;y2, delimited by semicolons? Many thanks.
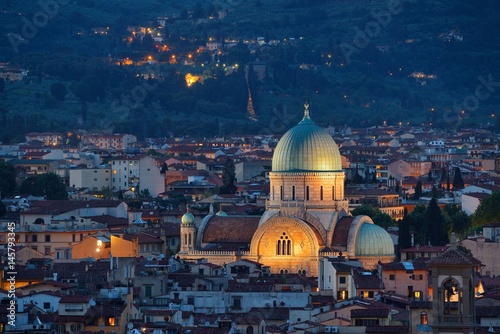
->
178;103;395;276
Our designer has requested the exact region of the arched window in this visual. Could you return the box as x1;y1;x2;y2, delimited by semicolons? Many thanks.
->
277;232;291;255
184;234;187;245
420;311;428;325
188;233;191;246
306;186;310;201
442;278;460;315
280;186;283;200
292;186;295;201
320;186;323;201
332;186;335;200
246;326;253;334
272;186;275;200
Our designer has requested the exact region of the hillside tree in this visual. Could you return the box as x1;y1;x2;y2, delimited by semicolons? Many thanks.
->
50;82;68;101
0;162;16;198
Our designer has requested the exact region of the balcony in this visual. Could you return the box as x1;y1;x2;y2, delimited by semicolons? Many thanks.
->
435;315;474;324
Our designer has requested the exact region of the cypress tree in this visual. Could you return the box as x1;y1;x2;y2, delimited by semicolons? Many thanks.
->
413;180;422;199
452;167;464;189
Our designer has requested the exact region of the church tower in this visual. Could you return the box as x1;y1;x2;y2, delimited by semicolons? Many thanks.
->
426;233;481;334
180;206;196;253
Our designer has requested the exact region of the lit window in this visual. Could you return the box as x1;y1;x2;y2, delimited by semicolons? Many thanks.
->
420;311;428;325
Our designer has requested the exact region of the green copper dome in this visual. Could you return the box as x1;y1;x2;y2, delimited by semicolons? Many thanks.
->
272;103;342;172
181;207;195;225
355;223;394;256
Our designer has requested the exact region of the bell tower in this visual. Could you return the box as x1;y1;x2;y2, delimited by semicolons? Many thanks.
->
426;233;481;334
180;206;196;253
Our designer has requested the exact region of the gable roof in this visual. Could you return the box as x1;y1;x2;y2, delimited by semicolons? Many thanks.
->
202;216;260;244
426;249;482;266
23;200;124;215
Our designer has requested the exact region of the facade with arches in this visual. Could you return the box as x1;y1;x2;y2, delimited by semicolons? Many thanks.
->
408;234;482;334
178;103;395;276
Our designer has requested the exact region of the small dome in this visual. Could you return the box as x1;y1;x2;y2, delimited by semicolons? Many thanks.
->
216;210;227;217
355;223;394;256
181;211;195;225
272;103;342;172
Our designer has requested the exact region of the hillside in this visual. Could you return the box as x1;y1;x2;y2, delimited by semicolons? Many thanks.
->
0;0;499;142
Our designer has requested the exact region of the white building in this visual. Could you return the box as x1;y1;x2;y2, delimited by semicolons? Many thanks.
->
111;155;164;196
69;168;112;190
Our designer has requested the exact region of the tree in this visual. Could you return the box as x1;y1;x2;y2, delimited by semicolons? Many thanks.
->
160;162;168;174
427;169;433;181
141;34;156;52
192;2;205;19
425;197;448;246
97;186;114;199
19;173;68;200
351;204;376;217
0;162;17;198
443;204;471;238
352;164;364;184
0;201;6;217
440;167;447;182
50;82;68;101
413;180;422;199
372;211;393;229
0;77;5;93
351;204;393;228
452;167;464;189
138;189;152;199
432;185;439;199
471;191;500;227
398;208;412;250
408;204;426;245
219;158;237;194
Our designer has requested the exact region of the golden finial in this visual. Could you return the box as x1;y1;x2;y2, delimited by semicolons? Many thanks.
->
304;101;310;119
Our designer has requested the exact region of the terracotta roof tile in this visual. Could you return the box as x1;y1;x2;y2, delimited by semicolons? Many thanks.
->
59;295;92;303
426;249;482;266
24;200;124;215
351;308;390;318
202;216;260;244
476;306;500;317
352;269;384;290
124;232;164;244
163;222;180;237
90;215;128;227
365;326;409;333
332;217;355;247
